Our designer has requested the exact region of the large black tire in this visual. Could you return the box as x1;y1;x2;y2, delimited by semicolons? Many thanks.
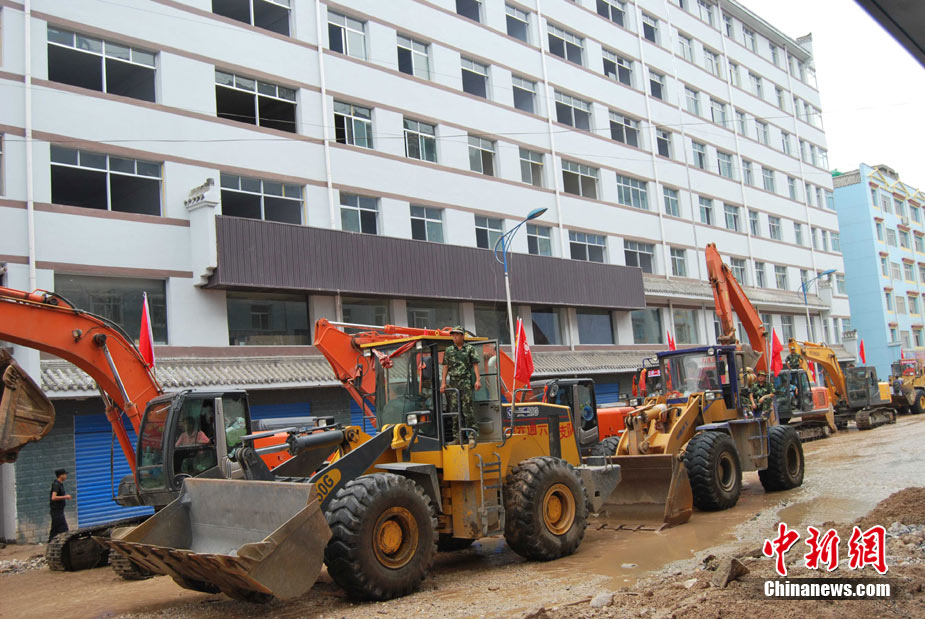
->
324;473;437;601
503;457;590;561
437;534;475;552
588;436;621;458
683;432;742;511
758;425;805;491
110;550;153;580
912;390;925;415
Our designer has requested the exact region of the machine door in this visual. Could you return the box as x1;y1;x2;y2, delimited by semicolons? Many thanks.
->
794;370;814;411
573;381;600;449
774;371;794;419
169;396;221;488
845;368;872;408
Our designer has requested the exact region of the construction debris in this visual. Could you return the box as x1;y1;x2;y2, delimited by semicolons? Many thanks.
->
710;557;750;588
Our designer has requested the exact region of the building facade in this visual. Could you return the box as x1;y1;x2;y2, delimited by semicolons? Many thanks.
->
833;164;925;377
0;0;849;541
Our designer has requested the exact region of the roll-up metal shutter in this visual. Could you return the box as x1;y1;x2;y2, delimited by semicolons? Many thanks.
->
249;402;312;421
593;381;624;406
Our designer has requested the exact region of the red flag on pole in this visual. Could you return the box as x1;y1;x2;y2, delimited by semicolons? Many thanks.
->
139;292;155;369
808;362;816;383
770;329;784;376
514;318;534;383
631;373;638;397
667;330;676;351
859;339;866;364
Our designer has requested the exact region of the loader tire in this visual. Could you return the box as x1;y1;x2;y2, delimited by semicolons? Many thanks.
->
437;534;475;552
758;426;804;492
324;473;437;601
503;457;590;561
683;432;741;511
588;436;621;458
110;550;153;580
913;390;925;415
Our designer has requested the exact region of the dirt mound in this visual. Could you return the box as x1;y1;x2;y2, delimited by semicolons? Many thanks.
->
855;487;925;529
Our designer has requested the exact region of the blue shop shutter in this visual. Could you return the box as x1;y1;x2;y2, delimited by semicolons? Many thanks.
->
593;381;624;406
249;402;311;422
349;400;378;434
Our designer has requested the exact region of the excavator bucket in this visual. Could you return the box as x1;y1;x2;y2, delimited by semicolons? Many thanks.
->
99;478;331;600
0;350;55;464
599;454;693;528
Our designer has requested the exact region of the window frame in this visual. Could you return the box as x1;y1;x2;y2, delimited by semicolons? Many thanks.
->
328;11;367;60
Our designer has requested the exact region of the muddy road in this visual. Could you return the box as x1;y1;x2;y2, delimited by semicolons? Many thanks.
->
2;416;924;618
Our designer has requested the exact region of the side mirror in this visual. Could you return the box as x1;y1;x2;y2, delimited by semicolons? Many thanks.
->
405;411;431;426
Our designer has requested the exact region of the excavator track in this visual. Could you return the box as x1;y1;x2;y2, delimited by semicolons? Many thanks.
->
45;515;149;572
854;407;896;431
110;549;154;580
792;423;832;443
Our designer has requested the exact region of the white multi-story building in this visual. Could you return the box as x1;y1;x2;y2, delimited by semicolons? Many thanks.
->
0;0;849;541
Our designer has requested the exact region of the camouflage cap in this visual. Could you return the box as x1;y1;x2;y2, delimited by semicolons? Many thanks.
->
757;370;768;377
449;326;465;334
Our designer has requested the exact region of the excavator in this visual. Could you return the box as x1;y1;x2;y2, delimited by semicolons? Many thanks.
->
0;286;310;576
101;318;622;602
786;339;896;430
706;243;837;441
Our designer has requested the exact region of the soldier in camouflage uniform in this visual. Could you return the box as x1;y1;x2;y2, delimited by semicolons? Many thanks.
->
440;327;481;442
751;370;775;417
739;367;757;415
785;350;803;370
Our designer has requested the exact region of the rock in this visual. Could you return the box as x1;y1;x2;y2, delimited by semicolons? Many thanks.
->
702;554;718;570
621;563;638;568
683;578;699;589
488;585;500;591
590;592;614;608
710;557;750;588
520;607;548;619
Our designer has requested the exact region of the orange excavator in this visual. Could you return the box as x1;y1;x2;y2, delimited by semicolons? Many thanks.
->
0;287;308;575
705;244;837;440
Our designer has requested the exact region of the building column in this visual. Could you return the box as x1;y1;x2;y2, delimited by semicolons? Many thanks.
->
461;302;476;334
614;310;633;345
390;299;408;327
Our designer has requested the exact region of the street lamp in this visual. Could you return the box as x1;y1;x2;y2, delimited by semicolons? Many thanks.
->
493;207;548;354
799;269;836;341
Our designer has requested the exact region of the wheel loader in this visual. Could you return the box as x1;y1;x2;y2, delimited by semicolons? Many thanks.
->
101;321;622;602
890;358;925;415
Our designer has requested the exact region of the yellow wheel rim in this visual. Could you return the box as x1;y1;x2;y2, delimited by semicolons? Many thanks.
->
373;507;419;569
542;483;576;536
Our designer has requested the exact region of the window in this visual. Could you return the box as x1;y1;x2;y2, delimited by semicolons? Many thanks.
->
678;34;693;62
755;261;767;287
730;257;747;284
674;308;699;344
920;264;925;283
555;91;591;130
221;172;302;224
216;70;296;132
47;27;156;102
339;193;378;234
468;135;495;176
743;27;756;51
569;231;605;263
625;241;655;273
781;315;795;341
699;196;713;225
50;146;161;215
881;256;889;276
603;50;633;86
671;247;687;276
684;87;700;115
870;187;880;206
616;175;648;209
890;327;898;343
609;112;640;147
213;0;291;34
729;62;739;87
913;205;922;223
757;121;770;144
692;141;707;169
735;110;747;135
885;291;894;311
905;263;916;281
456;0;482;22
577;309;614;344
771;265;788;290
881;193;891;212
916;328;924;346
768;216;782;240
916;235;925;253
333;100;372;147
891;261;902;280
520;148;544;187
895;198;906;217
631;309;663;344
832;231;843;252
342;296;389;328
762;167;775;192
410;205;443;242
788;177;799;200
887;228;897;246
749;72;763;98
724;204;740;231
597;0;626;26
461;58;488;98
698;0;714;25
742;159;754;185
704;48;720;76
505;4;529;42
548;24;583;65
876;222;884;241
781;131;792;155
776;86;787;110
397;35;430;79
562;160;598;198
532;307;564;345
408;300;459;330
749;210;760;236
820;150;829;169
664;188;680;216
512;76;536;113
328;12;366;59
527;224;552;256
649;70;665;100
475;215;503;249
656;129;672;158
800;269;809;287
793;222;804;246
902;329;911;347
717;151;735;179
710;99;728;128
227;291;310;345
911;296;920;315
900;229;911;249
724;15;734;37
806;182;815;206
56;274;168;344
642;13;659;43
403;118;437;162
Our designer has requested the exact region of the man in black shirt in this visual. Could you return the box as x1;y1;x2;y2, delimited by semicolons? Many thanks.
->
49;468;72;542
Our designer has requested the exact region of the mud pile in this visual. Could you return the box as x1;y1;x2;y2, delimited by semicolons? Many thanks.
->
855;487;925;529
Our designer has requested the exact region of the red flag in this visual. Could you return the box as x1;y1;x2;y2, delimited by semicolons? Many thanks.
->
514;318;534;383
770;329;784;376
667;330;676;351
859;339;866;364
808;362;816;383
631;373;638;397
901;348;905;360
640;369;647;395
139;292;155;369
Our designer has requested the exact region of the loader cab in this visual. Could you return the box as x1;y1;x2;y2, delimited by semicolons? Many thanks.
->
773;369;814;422
658;345;739;411
845;366;889;409
539;378;601;451
134;390;251;506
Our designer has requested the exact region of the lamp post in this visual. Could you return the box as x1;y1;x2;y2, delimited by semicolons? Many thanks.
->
800;269;836;341
493;207;548;354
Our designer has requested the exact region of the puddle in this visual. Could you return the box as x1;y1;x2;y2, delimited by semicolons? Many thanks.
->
776;497;869;526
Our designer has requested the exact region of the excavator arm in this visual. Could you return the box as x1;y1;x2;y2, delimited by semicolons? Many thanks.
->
705;243;768;372
787;339;846;406
0;287;162;470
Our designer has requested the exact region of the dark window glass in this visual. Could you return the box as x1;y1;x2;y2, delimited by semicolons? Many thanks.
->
54;274;168;343
578;310;614;344
226;291;309;345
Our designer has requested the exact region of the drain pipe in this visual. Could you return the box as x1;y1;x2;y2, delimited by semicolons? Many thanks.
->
314;0;337;229
24;0;36;289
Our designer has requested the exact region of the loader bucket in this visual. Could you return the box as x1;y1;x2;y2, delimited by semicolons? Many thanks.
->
0;350;55;464
99;478;332;600
599;454;693;528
